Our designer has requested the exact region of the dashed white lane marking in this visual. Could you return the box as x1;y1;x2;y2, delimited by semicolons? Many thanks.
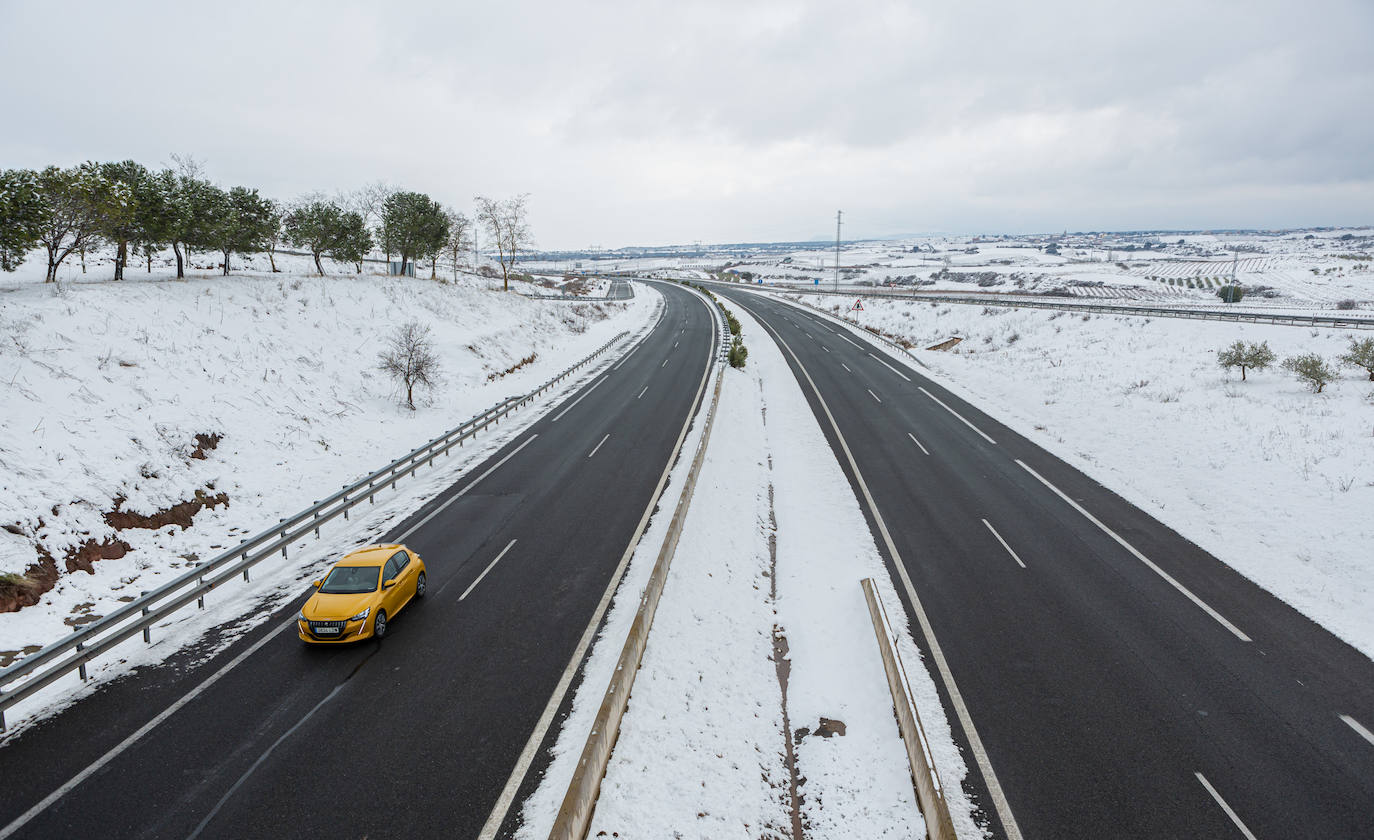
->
822;346;830;353
841;363;852;372
1016;459;1251;642
460;539;518;601
839;333;863;349
1341;714;1374;746
1195;772;1260;840
637;386;648;399
661;358;669;368
674;340;679;349
551;377;606;422
588;433;610;458
868;388;882;404
918;386;997;445
907;432;930;455
805;332;813;339
982;519;1027;569
868;352;912;381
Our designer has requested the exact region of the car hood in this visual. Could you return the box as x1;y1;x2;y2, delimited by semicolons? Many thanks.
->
302;591;376;620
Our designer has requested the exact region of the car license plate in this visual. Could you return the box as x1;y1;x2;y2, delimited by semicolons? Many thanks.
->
315;626;340;635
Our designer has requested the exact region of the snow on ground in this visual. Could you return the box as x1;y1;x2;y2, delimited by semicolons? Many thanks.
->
523;298;981;839
0;251;657;681
788;292;1374;660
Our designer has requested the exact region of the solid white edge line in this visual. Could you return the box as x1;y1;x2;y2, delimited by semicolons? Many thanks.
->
1341;714;1374;746
868;352;912;382
397;435;539;542
868;388;882;404
587;433;610;458
1015;459;1251;643
1195;772;1261;840
460;539;518;601
918;386;997;445
551;377;607;422
476;281;719;840
732;294;1026;840
982;519;1027;569
907;432;930;456
0;618;295;840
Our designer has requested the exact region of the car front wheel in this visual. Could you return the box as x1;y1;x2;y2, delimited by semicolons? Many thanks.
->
415;571;427;598
373;610;388;639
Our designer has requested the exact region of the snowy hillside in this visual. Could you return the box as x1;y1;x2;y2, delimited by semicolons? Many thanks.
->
0;251;654;662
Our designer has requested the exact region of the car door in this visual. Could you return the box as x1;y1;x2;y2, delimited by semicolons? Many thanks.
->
385;550;410;613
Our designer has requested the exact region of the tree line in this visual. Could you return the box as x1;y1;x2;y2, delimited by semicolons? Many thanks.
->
0;158;531;289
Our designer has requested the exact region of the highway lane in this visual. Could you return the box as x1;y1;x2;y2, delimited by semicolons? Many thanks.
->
715;286;1374;840
0;279;717;840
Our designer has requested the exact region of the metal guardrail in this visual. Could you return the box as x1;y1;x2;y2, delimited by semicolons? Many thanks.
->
861;578;957;840
765;283;1374;330
548;284;727;840
0;330;631;732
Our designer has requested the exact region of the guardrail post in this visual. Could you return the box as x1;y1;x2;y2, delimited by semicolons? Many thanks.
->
313;508;321;538
73;625;88;681
141;593;151;643
243;552;252;581
198;577;205;608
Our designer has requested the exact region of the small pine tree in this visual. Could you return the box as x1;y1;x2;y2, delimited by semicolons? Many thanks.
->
728;336;748;369
1338;336;1374;381
1217;284;1244;303
1282;353;1337;393
1217;340;1275;381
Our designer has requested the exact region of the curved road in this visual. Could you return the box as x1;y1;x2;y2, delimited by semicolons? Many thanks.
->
0;279;717;840
714;284;1374;840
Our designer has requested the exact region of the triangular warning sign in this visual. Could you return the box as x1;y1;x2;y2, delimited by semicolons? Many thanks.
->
852;299;864;311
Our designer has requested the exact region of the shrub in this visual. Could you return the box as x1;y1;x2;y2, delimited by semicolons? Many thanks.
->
1335;299;1358;310
1339;336;1374;381
1282;353;1337;392
1217;340;1276;381
728;336;748;368
726;311;741;336
1217;284;1244;303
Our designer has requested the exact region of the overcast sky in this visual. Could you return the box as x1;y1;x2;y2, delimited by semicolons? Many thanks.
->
2;0;1371;248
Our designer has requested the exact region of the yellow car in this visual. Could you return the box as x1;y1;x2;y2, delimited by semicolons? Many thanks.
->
297;544;427;643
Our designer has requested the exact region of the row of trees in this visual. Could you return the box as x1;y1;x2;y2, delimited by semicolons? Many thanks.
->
0;159;532;289
1218;337;1374;392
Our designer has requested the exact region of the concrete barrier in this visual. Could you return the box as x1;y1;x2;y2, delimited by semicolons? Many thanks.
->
548;369;726;840
861;577;958;840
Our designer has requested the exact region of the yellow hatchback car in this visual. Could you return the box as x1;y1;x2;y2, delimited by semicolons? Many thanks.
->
297;544;427;643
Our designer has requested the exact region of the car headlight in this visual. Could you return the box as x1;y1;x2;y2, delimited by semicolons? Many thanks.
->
348;608;370;622
297;610;306;622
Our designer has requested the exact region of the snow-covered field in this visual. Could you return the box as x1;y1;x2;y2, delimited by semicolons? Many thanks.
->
518;300;981;839
787;292;1374;660
726;228;1374;308
0;249;655;677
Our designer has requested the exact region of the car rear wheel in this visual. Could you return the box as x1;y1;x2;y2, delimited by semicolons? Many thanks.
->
415;571;427;598
373;610;388;639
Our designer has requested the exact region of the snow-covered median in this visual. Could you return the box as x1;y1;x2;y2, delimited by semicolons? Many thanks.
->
0;266;656;666
519;300;981;839
792;293;1374;660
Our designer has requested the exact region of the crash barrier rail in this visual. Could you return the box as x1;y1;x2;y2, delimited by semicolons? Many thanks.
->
861;577;957;840
770;283;1374;330
0;330;631;732
549;361;726;840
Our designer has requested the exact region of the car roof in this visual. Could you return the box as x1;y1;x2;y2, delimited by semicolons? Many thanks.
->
334;544;403;567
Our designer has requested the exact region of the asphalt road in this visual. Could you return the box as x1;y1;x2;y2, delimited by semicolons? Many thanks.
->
0;279;716;840
713;285;1374;840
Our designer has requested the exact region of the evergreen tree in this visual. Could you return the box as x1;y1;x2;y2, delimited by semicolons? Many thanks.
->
381;191;448;277
284;201;348;275
0;168;47;272
35;163;105;283
207;186;275;275
172;177;224;277
95;160;151;281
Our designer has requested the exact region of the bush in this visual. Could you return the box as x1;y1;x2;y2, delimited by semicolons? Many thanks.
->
1217;340;1276;381
1339;336;1374;381
726;311;741;336
1217;284;1244;303
1282;353;1337;393
728;336;748;368
1335;299;1358;310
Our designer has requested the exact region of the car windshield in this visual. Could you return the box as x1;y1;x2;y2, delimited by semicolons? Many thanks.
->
319;565;380;594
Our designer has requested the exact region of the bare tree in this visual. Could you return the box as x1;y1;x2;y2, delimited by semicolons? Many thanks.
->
475;194;532;291
378;321;440;410
344;181;395;268
443;209;471;283
168;152;206;181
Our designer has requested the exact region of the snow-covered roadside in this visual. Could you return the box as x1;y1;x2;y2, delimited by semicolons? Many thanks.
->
522;301;981;838
788;292;1374;660
0;268;661;731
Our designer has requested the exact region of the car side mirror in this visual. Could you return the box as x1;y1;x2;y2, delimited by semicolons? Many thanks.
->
383;579;396;590
312;580;322;589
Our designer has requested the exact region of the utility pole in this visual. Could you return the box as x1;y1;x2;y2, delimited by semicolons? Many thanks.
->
834;210;843;293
